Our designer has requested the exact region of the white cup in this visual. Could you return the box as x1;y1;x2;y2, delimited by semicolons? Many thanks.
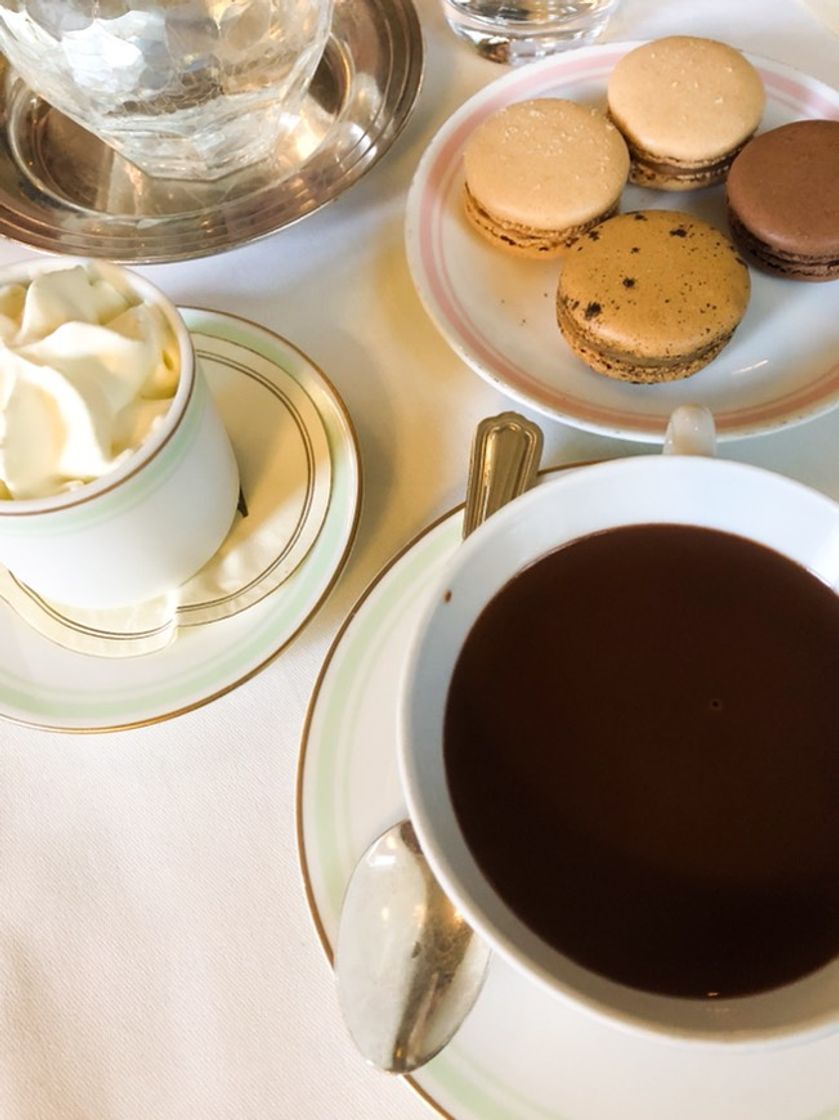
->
0;257;240;609
399;409;839;1046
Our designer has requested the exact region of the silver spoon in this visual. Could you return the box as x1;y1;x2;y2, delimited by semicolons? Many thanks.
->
335;411;543;1074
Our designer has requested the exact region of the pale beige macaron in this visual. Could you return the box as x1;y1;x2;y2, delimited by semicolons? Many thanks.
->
607;37;765;190
462;98;630;259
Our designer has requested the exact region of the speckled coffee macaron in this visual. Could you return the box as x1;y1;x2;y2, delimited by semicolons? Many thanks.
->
726;120;839;282
462;98;630;258
556;210;751;383
607;37;765;190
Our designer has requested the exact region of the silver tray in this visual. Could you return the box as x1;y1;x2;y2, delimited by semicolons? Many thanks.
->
0;0;423;264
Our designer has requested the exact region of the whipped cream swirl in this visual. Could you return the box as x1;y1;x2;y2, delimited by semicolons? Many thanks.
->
0;265;179;501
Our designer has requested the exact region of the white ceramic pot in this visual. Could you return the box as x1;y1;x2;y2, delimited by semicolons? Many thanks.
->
0;257;240;608
399;412;839;1047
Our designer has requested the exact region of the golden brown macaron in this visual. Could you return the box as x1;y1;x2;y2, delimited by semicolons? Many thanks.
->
556;210;751;383
607;37;765;191
462;98;630;259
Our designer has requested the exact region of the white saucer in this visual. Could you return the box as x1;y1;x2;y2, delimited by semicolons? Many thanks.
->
405;44;839;443
0;310;360;732
297;469;839;1120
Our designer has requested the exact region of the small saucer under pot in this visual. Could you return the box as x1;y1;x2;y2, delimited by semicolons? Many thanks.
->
0;310;361;732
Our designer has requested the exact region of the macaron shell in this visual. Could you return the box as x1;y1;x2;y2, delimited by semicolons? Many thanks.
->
463;98;630;231
607;37;765;164
557;210;751;380
726;120;839;280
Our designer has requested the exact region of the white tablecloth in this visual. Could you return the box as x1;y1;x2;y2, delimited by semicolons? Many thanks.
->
1;2;837;1117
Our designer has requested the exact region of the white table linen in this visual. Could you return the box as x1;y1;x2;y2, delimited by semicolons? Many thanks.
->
1;1;837;1117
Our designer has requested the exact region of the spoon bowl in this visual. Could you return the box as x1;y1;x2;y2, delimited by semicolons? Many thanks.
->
335;820;490;1073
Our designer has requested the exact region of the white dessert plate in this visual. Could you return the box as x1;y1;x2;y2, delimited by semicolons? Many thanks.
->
0;309;360;732
297;468;839;1120
405;44;839;443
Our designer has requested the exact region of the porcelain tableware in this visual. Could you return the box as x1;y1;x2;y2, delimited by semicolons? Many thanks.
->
0;308;360;730
399;424;839;1045
405;44;839;441
0;257;239;608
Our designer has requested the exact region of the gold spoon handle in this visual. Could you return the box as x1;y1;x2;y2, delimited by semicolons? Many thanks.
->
462;411;544;540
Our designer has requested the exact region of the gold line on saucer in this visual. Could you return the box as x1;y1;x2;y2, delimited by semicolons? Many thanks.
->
178;344;319;613
9;572;173;641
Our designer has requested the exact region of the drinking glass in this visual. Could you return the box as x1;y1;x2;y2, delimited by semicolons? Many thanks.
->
441;0;619;63
0;0;333;181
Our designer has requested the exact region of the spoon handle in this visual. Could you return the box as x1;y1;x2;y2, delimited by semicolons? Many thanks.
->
462;411;544;540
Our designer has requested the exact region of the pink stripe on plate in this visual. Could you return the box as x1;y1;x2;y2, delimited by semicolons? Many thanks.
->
413;48;839;437
762;70;839;120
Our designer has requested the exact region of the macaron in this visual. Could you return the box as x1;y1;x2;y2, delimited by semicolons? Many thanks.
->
726;120;839;282
607;37;765;190
556;210;751;383
462;98;630;258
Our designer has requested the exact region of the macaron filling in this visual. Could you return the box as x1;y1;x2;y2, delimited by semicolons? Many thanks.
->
556;297;735;382
626;136;753;188
464;185;618;255
727;209;839;280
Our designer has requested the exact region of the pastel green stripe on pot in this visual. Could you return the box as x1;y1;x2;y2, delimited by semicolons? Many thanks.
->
188;314;292;370
0;367;207;539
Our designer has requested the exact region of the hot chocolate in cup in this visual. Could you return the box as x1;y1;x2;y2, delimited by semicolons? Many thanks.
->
399;409;839;1045
0;256;240;609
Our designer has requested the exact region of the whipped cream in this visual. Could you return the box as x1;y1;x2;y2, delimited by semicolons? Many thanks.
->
0;265;179;501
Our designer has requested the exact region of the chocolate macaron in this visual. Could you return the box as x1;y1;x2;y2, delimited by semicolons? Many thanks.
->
607;37;765;190
462;98;630;258
726;120;839;282
556;210;751;383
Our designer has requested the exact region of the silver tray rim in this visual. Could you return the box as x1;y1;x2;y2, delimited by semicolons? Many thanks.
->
0;0;425;264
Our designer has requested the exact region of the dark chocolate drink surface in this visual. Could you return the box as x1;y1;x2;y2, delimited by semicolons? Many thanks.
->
444;524;839;999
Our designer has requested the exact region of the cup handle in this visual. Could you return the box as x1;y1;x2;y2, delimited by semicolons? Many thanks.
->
663;405;717;458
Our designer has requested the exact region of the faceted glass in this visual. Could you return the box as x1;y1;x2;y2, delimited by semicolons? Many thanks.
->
0;0;333;180
441;0;618;64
